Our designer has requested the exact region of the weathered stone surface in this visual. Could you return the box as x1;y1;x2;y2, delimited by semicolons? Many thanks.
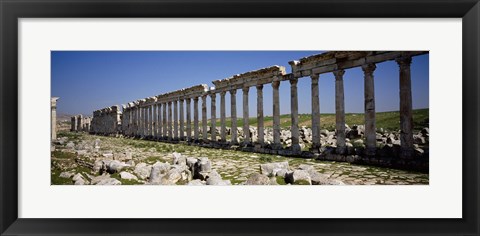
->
245;173;270;185
107;160;126;173
91;174;122;185
59;171;74;178
120;171;138;180
260;162;289;176
188;179;205;186
134;163;152;180
149;162;171;184
285;170;312;185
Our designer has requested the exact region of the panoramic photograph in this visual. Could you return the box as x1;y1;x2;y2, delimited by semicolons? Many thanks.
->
50;51;429;185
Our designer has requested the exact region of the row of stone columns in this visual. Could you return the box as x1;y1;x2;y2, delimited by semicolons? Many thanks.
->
118;54;416;159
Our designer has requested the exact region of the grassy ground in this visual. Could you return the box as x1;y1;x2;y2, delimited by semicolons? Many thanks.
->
207;108;429;131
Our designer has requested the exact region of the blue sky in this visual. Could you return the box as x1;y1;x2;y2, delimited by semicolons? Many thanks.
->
51;51;429;118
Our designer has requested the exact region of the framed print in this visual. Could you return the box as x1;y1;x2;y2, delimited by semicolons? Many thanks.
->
1;0;479;235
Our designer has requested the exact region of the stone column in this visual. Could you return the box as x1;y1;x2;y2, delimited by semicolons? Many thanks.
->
168;101;173;140
164;103;168;138
174;100;179;140
311;74;321;150
137;107;141;137
256;84;264;146
153;104;157;138
290;78;301;152
396;56;414;159
157;103;162;139
179;99;185;140
71;116;77;132
362;63;377;156
334;70;346;155
210;93;217;142
202;95;208;142
220;91;227;143
193;97;199;141
51;97;59;141
242;86;250;145
140;107;144;137
272;81;281;149
230;89;238;144
149;104;153;137
186;98;192;141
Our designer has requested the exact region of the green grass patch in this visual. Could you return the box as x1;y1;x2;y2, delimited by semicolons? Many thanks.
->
51;150;76;159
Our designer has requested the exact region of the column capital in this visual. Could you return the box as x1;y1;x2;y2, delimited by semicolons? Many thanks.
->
290;77;298;86
362;63;377;75
311;74;319;84
272;80;280;89
193;97;199;101
396;56;412;68
256;84;264;90
333;69;345;80
220;91;227;96
210;93;216;100
242;86;249;93
230;89;237;95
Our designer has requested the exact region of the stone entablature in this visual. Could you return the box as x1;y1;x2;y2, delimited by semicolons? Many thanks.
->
212;66;286;92
91;105;121;134
289;51;428;78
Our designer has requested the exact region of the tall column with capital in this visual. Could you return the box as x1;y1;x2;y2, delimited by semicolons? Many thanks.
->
272;81;281;149
167;101;172;139
290;78;301;152
210;93;217;142
334;70;346;155
256;84;264;146
174;100;178;140
193;97;199;141
242;86;250;145
230;89;238;144
140;107;144;137
51;97;59;141
179;99;185;140
362;63;377;156
202;95;208;142
311;74;321;150
220;91;226;142
396;56;414;159
186;98;192;141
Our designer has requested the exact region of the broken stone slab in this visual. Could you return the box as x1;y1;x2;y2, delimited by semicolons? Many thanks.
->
245;173;270;185
260;162;289;176
134;163;152;180
91;174;121;185
285;170;312;185
59;171;74;178
107;160;126;173
187;179;205;186
120;171;138;180
205;170;231;185
149;162;171;184
172;152;186;166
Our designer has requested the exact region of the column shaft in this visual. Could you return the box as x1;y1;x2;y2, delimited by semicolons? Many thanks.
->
272;81;281;149
210;94;217;142
186;98;192;141
290;78;301;152
202;95;208;142
362;63;377;156
230;89;238;144
242;87;250;144
153;104;157;138
168;101;173;140
220;92;226;142
174;100;178;140
311;74;321;150
180;99;185;140
396;56;414;159
194;98;199;140
256;85;264;145
334;70;346;155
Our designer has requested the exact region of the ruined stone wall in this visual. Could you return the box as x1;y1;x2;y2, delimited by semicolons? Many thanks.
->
91;105;121;135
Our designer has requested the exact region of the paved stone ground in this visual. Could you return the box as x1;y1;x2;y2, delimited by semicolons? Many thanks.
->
52;132;428;185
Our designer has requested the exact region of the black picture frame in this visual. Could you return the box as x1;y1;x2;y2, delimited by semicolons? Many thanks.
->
1;0;479;235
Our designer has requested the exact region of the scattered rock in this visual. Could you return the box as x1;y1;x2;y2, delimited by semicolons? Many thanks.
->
245;173;270;185
120;171;138;180
59;171;74;178
260;162;289;176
